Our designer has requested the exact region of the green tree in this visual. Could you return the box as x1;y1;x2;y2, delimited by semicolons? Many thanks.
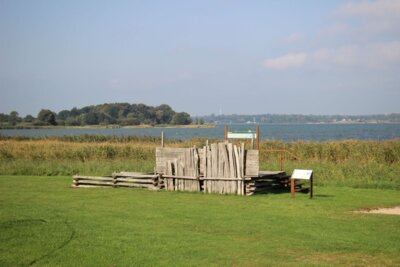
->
37;109;57;125
65;117;79;126
171;112;192;125
0;113;8;123
23;115;35;123
57;110;70;121
155;104;174;124
8;111;20;126
83;111;99;125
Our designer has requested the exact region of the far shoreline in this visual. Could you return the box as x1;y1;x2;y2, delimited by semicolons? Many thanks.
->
1;121;400;130
0;124;216;130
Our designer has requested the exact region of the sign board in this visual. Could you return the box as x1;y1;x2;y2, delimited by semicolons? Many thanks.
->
227;132;256;139
291;169;313;180
291;169;313;199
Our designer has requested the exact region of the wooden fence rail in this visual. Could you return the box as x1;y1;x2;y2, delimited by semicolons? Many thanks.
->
73;172;162;190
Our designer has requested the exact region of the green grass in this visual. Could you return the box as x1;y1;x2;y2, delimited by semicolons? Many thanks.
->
1;176;399;266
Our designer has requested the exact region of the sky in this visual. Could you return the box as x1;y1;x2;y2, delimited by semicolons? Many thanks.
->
0;0;399;116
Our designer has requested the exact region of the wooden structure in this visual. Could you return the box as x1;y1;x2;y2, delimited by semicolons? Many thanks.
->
161;147;200;192
73;172;161;190
73;141;304;196
155;141;294;195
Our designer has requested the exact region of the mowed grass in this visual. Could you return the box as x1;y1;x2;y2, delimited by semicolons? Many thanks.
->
1;176;399;266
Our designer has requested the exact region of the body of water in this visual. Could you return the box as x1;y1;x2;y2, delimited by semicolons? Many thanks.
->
1;124;399;141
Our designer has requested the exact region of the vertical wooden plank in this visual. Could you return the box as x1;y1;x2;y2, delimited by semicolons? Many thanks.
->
194;147;199;191
221;143;229;178
217;143;222;178
241;143;245;177
211;143;218;178
234;145;240;178
227;143;234;178
203;146;207;178
256;125;260;150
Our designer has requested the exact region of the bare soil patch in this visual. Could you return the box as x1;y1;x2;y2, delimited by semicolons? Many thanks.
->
356;206;400;215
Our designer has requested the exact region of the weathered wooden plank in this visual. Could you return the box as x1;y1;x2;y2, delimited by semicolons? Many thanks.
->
245;149;259;177
227;143;234;178
112;172;158;179
73;176;113;182
163;175;199;180
115;178;155;184
72;184;110;188
241;143;245;178
73;180;114;186
117;183;156;189
201;177;242;181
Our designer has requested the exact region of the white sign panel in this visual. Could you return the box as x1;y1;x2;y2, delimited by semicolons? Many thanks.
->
227;132;256;139
291;169;313;180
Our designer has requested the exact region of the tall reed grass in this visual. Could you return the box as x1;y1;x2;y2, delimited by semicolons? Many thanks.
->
0;136;399;188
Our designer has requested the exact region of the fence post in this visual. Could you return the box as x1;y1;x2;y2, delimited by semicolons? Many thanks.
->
256;125;260;150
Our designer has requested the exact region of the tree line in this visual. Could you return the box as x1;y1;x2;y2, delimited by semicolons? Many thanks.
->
200;113;400;124
0;103;193;127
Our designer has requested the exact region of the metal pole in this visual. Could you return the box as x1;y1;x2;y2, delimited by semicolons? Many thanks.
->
161;131;164;147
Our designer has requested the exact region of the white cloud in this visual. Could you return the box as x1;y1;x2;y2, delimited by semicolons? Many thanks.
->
337;0;400;32
338;0;400;17
264;41;400;71
263;53;308;70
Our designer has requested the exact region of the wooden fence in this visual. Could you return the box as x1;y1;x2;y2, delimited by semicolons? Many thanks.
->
73;141;299;196
73;172;161;190
156;142;259;196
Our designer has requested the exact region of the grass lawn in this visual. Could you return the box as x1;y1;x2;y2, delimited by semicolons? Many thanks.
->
0;176;399;266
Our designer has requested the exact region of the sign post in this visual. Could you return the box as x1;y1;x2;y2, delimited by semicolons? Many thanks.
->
290;169;313;199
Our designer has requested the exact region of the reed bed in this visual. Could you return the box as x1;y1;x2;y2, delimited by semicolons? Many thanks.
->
0;136;399;188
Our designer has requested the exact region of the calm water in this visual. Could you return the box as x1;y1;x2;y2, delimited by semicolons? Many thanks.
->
1;124;399;141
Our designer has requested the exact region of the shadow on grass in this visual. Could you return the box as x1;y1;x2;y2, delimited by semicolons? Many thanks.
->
314;194;334;198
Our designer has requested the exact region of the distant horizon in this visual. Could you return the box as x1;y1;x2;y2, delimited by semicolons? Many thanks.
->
0;102;399;118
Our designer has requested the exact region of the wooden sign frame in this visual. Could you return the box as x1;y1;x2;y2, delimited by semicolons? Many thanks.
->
290;169;313;199
224;125;260;150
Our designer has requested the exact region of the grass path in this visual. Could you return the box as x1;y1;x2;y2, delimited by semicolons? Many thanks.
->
0;176;399;266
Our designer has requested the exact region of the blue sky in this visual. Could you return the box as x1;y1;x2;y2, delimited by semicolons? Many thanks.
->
1;0;399;116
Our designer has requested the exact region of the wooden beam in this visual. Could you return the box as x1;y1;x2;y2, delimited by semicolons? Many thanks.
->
162;175;199;180
256;125;260;150
224;125;228;141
